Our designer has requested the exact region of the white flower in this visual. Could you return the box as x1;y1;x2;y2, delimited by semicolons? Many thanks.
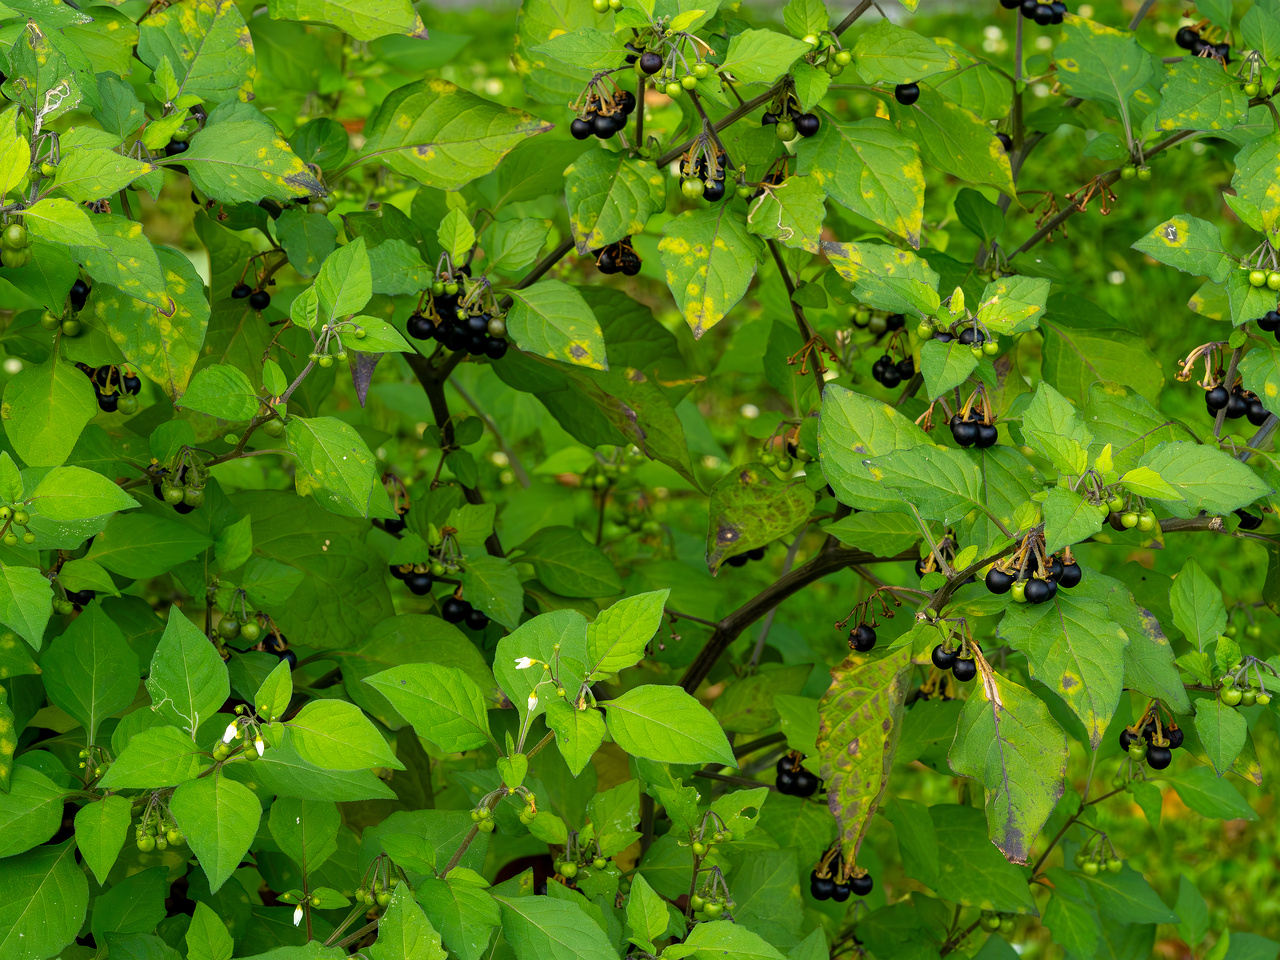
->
514;657;536;670
254;738;265;757
527;693;538;712
222;722;238;744
292;904;303;927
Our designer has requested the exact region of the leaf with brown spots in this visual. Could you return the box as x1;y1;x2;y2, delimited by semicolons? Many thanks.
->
137;0;257;106
507;279;607;371
816;646;913;869
948;655;1068;863
176;119;323;205
705;461;814;571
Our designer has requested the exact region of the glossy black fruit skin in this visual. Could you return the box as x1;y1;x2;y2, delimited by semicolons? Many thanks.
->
703;179;727;202
1260;310;1280;332
1024;577;1052;604
1248;398;1270;426
794;113;821;137
894;82;920;106
952;657;977;682
996;132;1013;151
951;418;978;447
571;117;592;140
1167;726;1184;749
1226;390;1249;419
974;422;999;448
165;140;189;156
1236;509;1263;530
441;596;472;623
1205;385;1230;411
639;51;663;74
406;572;434;595
985;567;1013;594
776;769;796;794
389;564;410;580
96;391;118;413
465;607;490;631
1146;745;1173;770
850;873;874;896
850;624;877;652
1033;3;1054;24
69;278;90;311
1176;26;1200;49
66;589;95;607
931;644;957;670
1057;562;1083;588
406;313;435;340
248;290;271;311
1119;728;1136;750
279;648;298;670
810;873;836;900
747;546;766;561
484;337;509;360
791;769;819;797
830;883;852;902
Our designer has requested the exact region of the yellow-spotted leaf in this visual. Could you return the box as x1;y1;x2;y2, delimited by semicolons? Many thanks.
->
658;205;763;339
95;246;210;397
816;646;913;866
507;279;607;370
286;415;380;517
948;657;1069;864
72;213;171;315
1231;133;1280;242
976;275;1050;335
1053;15;1156;115
1150;55;1248;134
796;116;924;248
175;120;324;204
886;86;1014;197
267;0;428;41
565;150;665;254
745;174;825;254
137;0;258;105
822;239;939;316
360;79;554;191
1131;215;1232;284
851;20;958;85
52;148;156;203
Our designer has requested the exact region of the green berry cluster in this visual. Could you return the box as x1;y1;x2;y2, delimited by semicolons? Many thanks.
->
0;505;37;549
1;221;33;268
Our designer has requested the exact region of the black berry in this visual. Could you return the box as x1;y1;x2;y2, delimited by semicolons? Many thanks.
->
985;568;1014;594
849;624;877;652
810;872;835;900
406;312;435;340
441;596;471;623
1057;562;1083;588
1146;745;1173;770
1248;398;1270;426
791;769;819;797
830;883;851;902
849;873;873;896
951;415;978;447
248;290;271;311
1205;385;1230;411
776;769;796;794
894;83;920;106
952;657;977;682
794;113;821;137
639;51;663;74
1024;577;1052;604
931;644;957;670
1176;26;1200;49
165;140;189;156
406;572;434;595
571;117;592;140
996;132;1013;152
465;607;490;631
69;278;90;311
1167;727;1184;749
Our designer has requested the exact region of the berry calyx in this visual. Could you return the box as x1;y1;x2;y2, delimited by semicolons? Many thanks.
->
931;643;957;669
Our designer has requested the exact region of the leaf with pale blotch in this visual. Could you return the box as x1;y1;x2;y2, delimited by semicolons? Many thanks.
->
822;239;939;316
886;86;1015;196
52;148;156;203
997;593;1128;747
1151;56;1249;134
745;174;825;254
1053;15;1155;114
1239;340;1280;419
818;384;930;512
796;116;923;248
267;0;428;41
816;646;913;866
507;279;607;370
658;205;763;339
136;0;257;105
705;462;814;571
286;415;380;518
976;275;1050;335
565;151;664;254
96;245;209;397
177;120;323;204
72;213;171;314
851;20;958;84
360;78;553;191
1132;215;1232;283
1232;131;1280;241
948;657;1068;863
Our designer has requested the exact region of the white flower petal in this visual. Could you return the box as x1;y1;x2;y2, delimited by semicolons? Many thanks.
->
514;657;536;670
222;722;238;744
292;904;303;926
527;693;538;712
255;738;265;757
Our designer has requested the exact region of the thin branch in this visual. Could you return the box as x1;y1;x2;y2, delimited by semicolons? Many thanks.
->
1240;414;1279;462
451;379;531;488
1215;346;1243;440
1128;0;1157;30
766;239;826;397
748;528;807;668
832;0;874;36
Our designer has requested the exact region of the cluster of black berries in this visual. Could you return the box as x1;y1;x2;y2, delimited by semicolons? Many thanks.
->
761;95;821;139
930;643;977;682
775;753;820;796
1119;716;1182;771
75;363;141;413
810;851;872;902
848;622;877;653
1258;309;1280;339
390;563;435;596
950;410;998;449
408;302;508;359
570;88;636;141
871;352;911;389
1205;383;1269;426
593;238;642;276
693;152;729;202
1176;26;1230;61
999;0;1067;25
441;595;491;632
985;553;1083;603
724;545;766;568
231;282;272;311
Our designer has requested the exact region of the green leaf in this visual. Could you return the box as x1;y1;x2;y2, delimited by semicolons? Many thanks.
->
954;187;1005;245
666;920;786;960
0;109;29;199
1117;465;1182;500
2;354;97;467
267;0;428;41
1132;215;1232;284
816;647;913;865
269;796;341;875
565;150;664;255
1167;765;1257;821
494;608;589;726
286;415;379;517
170;772;262;893
603;684;735;766
929;804;1038;914
1136;441;1270;518
721;29;812;83
532;27;628;71
176;120;323;204
705;462;813;570
145;609;230;736
276;208;338;277
818;384;930;512
1042;487;1104;554
1043;889;1100;958
27;466;136;522
822;239;940;316
0;841;88;960
545;701;607;777
360;79;552;190
137;0;255;103
91;866;168;940
437;209;475;265
1171;559;1226;653
585;589;669;677
1040;320;1165;403
745;174;826;254
516;526;621;598
98;725;211;789
40;603;139;744
185;902;234;960
0;565;52;651
795;116;923;247
507;279;607;370
255;658;293;723
1151;56;1249;134
658;205;763;339
919;338;978;400
871;444;981;523
87;512;213;579
977;274;1051;335
492;893;618;960
316;237;373;323
286;699;402;771
949;667;1068;863
1193;697;1248;777
370;886;446;960
1053;15;1155;114
460;554;524;629
1080;862;1179;925
73;794;132;885
1174;874;1210;948
1229;128;1280;242
625;872;668;951
364;663;494;753
1022;380;1093;475
886;86;1015;196
0;767;64;857
997;592;1128;746
851;21;958;84
23;198;102;248
822;511;921;556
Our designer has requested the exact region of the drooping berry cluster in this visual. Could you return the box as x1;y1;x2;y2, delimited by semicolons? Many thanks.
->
871;350;911;389
761;92;822;142
1205;381;1270;426
949;409;998;449
810;846;873;902
985;533;1082;605
1;220;33;268
1119;712;1184;771
682;149;729;203
593;237;642;276
406;269;509;359
570;86;636;141
851;307;906;337
930;641;978;683
75;363;142;414
1175;25;1230;61
441;594;491;632
231;281;272;311
775;752;821;797
837;589;901;654
1218;657;1274;708
998;0;1067;25
724;545;766;568
1072;834;1124;877
151;459;206;515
